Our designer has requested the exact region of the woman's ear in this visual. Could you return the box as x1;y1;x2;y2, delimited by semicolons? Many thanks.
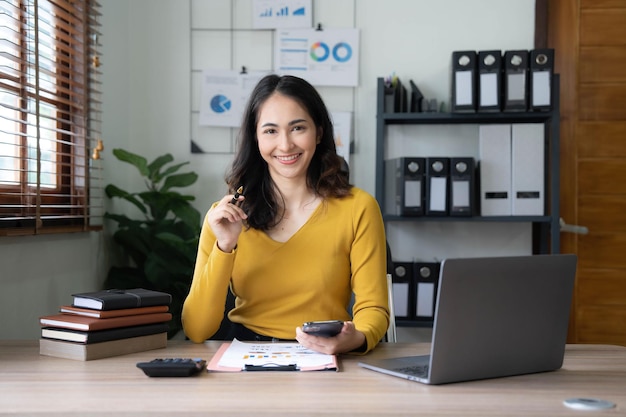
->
317;127;323;144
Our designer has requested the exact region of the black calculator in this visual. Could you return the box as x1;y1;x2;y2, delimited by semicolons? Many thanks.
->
136;358;206;377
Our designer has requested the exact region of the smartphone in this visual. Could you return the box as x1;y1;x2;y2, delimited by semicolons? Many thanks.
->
302;320;344;337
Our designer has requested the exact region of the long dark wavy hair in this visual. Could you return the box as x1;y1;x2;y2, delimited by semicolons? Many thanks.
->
225;74;352;231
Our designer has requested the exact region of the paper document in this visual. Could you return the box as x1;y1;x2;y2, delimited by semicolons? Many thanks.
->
207;339;338;372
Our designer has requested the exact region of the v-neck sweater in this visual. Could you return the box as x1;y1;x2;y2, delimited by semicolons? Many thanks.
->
182;187;390;352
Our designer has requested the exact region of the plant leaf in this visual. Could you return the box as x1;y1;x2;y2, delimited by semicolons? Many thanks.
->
104;213;145;228
112;228;152;267
171;200;201;231
160;172;198;192
113;148;149;177
144;253;173;288
147;154;174;182
138;191;175;221
153;161;190;184
105;184;147;214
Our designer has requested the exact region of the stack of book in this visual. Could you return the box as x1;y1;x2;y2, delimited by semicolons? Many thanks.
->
39;288;172;361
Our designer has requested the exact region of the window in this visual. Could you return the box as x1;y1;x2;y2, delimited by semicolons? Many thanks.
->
0;0;102;236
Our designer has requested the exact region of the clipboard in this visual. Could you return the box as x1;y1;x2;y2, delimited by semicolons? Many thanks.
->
207;339;339;372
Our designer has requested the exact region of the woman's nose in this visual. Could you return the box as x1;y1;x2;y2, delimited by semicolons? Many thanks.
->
277;131;293;150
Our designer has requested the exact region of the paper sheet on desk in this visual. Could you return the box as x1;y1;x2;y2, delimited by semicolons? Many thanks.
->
208;339;338;372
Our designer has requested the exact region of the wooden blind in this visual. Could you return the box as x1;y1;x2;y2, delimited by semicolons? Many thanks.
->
0;0;102;236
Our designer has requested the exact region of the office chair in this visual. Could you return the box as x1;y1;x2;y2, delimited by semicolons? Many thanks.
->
385;241;397;343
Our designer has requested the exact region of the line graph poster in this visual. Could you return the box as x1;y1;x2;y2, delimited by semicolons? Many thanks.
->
274;28;359;87
253;0;312;29
199;69;269;127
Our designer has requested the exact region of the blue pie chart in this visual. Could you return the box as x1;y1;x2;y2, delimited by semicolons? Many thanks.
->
210;94;232;113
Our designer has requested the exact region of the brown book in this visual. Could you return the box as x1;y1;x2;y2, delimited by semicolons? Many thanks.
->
39;332;167;361
59;304;169;319
39;312;172;331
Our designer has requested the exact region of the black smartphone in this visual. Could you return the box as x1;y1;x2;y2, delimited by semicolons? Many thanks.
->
302;320;344;337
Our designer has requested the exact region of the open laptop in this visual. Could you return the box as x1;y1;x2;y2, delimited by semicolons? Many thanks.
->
359;254;577;385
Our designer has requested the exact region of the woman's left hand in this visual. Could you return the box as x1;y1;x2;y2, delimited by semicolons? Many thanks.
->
295;321;366;355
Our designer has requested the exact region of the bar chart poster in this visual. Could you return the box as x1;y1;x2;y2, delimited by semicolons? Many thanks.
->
274;28;360;86
253;0;312;29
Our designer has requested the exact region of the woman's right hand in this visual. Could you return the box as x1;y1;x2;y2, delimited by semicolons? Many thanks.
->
206;194;247;253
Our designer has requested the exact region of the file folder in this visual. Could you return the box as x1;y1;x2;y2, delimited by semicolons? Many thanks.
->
384;86;395;113
478;50;502;112
413;262;440;321
479;124;512;216
530;48;554;112
449;157;475;217
393;77;408;112
385;157;425;216
503;50;529;112
391;262;414;320
426;157;450;216
450;51;477;112
409;80;424;113
512;123;545;215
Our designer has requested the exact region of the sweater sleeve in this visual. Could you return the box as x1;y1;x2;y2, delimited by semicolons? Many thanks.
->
181;211;235;343
349;190;390;353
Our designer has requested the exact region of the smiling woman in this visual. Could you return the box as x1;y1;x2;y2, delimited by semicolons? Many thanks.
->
182;75;390;356
0;0;103;236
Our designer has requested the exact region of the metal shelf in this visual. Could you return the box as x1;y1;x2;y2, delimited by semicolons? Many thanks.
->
382;111;554;125
375;75;561;255
383;215;553;223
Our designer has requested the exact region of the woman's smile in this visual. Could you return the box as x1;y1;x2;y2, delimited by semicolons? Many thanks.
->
275;153;302;164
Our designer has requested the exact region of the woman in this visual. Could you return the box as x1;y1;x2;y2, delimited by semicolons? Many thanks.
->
182;74;389;354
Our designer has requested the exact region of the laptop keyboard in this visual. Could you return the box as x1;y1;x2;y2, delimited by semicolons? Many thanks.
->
394;365;429;378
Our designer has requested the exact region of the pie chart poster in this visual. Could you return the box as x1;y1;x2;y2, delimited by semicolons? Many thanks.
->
199;70;268;127
274;28;359;87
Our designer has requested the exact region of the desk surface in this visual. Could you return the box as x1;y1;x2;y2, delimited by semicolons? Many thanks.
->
0;341;624;416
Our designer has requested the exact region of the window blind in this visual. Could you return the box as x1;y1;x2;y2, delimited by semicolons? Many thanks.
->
0;0;102;236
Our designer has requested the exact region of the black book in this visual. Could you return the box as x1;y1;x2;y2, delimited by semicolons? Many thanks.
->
71;288;172;311
41;322;169;344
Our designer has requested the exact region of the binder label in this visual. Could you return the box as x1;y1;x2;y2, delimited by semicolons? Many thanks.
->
532;72;551;106
416;282;435;317
404;180;422;208
507;73;526;101
480;73;498;106
455;71;473;105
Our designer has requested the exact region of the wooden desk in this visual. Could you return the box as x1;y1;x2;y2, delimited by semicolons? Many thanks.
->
0;341;624;416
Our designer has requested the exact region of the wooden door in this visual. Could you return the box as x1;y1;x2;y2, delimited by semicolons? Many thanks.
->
545;0;626;345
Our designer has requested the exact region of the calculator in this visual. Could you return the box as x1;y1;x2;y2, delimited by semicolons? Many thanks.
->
136;358;206;377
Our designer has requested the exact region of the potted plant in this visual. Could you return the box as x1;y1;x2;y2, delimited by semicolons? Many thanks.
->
104;148;201;338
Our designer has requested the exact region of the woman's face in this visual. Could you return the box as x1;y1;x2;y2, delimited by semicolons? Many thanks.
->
256;92;320;183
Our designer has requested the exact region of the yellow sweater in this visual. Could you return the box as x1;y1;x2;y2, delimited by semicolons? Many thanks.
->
182;187;389;352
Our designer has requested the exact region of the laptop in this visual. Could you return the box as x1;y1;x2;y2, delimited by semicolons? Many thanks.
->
359;254;577;385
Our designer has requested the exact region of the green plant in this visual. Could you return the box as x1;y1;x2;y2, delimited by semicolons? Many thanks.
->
104;148;201;338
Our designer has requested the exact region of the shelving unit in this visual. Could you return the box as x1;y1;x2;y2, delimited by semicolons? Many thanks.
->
375;76;561;326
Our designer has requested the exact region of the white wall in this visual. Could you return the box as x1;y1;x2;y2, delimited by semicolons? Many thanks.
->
0;0;535;339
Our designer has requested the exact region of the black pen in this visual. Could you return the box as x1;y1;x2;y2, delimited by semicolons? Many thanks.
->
230;186;243;205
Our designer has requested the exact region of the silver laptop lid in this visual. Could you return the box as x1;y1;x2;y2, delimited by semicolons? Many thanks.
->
427;254;577;384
